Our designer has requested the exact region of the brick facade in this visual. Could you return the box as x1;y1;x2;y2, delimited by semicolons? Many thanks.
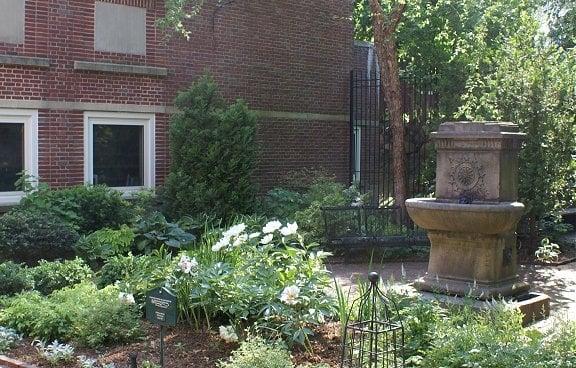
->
0;0;354;196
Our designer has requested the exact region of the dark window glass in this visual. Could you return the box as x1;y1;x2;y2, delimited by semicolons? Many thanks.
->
93;124;144;187
0;123;24;192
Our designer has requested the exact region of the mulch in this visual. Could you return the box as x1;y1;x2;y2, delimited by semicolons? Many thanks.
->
5;322;342;367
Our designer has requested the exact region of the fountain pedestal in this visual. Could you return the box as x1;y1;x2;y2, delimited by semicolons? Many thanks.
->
406;122;540;304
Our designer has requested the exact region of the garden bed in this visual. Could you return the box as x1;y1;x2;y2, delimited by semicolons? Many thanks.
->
2;323;341;368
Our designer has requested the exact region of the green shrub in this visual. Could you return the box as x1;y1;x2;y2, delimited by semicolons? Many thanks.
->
218;338;294;368
56;284;142;347
20;185;134;234
0;283;141;347
0;291;67;342
0;209;79;264
0;262;33;296
30;258;93;295
164;75;258;220
294;180;358;243
262;188;308;221
418;305;576;368
75;226;135;264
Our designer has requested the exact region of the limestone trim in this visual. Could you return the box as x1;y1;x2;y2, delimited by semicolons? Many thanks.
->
0;100;349;123
74;61;168;77
0;55;51;68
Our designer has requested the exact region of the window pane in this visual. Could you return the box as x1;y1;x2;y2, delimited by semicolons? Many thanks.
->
93;124;144;187
0;123;24;192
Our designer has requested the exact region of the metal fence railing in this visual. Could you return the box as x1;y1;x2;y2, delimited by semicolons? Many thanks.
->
322;205;428;247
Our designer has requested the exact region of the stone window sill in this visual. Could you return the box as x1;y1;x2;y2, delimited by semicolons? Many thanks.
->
74;61;168;77
0;55;50;68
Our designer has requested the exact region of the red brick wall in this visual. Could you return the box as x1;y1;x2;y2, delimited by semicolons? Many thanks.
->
0;0;354;191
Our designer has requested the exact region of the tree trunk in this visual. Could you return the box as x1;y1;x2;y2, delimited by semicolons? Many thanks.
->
368;0;408;213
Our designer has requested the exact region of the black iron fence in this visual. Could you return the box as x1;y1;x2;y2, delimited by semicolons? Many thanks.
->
322;71;438;247
323;206;428;247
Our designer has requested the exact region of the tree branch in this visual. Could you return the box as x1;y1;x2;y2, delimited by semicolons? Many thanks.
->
388;2;406;30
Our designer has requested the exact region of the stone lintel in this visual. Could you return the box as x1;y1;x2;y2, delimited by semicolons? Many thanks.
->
0;54;50;68
74;61;168;77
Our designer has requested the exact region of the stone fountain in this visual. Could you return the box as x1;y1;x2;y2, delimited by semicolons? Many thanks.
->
406;122;549;318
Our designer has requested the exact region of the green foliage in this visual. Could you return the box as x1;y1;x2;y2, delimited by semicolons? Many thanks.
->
133;212;195;254
294;180;366;244
0;283;142;347
0;209;79;265
549;0;576;49
0;262;33;296
218;338;294;368
354;0;540;119
0;326;21;354
35;340;75;366
261;188;308;221
419;306;576;368
460;15;576;220
30;258;93;295
75;226;135;264
164;75;258;220
535;238;561;264
96;252;174;302
20;185;135;235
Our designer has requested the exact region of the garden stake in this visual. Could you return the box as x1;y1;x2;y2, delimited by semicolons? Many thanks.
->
129;352;138;368
160;325;165;368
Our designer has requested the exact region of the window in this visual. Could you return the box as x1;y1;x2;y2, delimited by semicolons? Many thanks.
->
94;2;146;55
0;109;38;205
0;0;25;44
84;112;155;191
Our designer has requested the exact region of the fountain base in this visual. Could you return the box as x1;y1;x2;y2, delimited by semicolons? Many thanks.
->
414;275;530;299
419;291;551;326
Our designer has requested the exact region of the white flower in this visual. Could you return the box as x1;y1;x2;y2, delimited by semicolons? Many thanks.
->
178;255;198;274
280;222;298;236
118;292;135;305
280;285;300;305
219;325;239;343
223;223;246;238
249;232;261;239
260;234;274;245
212;236;231;252
263;220;282;234
232;233;248;247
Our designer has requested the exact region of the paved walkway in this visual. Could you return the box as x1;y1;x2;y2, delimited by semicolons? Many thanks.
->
328;260;576;326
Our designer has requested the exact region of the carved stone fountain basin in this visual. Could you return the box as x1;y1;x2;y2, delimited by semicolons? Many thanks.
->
406;198;525;234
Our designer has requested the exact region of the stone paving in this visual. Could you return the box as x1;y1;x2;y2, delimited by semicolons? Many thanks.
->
328;260;576;327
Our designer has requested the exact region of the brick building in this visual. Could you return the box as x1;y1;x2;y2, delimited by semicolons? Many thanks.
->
0;0;357;206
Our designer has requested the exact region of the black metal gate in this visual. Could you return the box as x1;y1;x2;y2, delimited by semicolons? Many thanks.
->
322;71;437;247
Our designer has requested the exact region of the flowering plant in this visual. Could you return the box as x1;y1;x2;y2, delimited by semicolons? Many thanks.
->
167;220;335;347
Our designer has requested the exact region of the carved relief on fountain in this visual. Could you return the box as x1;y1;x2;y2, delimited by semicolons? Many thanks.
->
448;154;488;200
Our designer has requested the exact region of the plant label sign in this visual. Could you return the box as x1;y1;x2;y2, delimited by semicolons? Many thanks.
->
146;287;177;327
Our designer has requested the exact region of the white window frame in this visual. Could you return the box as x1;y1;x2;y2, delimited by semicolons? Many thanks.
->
0;109;38;205
84;111;155;194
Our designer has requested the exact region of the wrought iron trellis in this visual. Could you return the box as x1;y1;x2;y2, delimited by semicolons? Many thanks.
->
341;272;405;368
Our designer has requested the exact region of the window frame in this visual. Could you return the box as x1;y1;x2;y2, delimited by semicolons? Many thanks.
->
0;109;38;205
83;111;155;193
